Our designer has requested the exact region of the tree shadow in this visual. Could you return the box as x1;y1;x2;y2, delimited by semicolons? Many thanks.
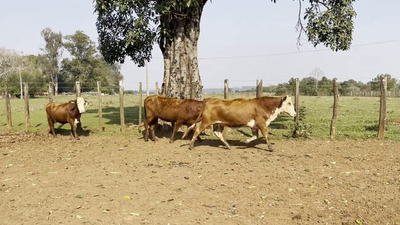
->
86;106;143;125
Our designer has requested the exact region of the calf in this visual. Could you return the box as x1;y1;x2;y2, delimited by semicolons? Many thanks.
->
143;95;203;143
46;97;88;140
189;95;296;150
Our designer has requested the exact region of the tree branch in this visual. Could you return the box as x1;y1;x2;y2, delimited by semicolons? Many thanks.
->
295;0;305;49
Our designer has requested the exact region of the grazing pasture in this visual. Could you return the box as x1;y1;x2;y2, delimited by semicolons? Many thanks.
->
1;94;400;140
1;94;400;224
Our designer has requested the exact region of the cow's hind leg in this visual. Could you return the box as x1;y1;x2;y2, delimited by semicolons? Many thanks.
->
213;125;231;149
145;117;158;142
245;128;259;143
189;122;210;150
170;121;182;143
181;124;203;142
48;117;56;137
149;122;158;142
144;118;151;141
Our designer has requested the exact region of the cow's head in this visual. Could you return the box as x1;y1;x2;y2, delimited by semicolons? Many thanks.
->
280;95;296;117
76;97;88;113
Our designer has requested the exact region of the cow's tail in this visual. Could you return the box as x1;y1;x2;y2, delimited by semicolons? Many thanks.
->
138;98;147;133
182;99;207;139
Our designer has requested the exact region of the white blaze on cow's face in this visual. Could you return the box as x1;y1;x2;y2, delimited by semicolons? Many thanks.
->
280;95;296;117
76;97;87;113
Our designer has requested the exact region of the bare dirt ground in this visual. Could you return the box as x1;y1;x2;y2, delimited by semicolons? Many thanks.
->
1;131;400;225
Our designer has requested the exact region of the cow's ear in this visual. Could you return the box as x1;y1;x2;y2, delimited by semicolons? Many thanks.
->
68;103;76;112
282;95;287;101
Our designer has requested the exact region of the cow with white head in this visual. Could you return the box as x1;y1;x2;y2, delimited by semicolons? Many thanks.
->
46;97;88;140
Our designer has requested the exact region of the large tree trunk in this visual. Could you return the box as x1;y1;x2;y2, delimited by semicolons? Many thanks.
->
159;2;205;100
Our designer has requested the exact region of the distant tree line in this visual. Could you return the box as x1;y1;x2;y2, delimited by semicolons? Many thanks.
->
0;28;123;96
254;75;398;96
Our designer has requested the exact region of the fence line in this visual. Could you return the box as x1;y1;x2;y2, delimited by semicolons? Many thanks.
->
1;77;395;140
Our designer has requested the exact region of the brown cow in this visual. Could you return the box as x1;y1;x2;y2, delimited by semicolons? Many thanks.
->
46;97;88;140
188;95;296;150
143;95;203;143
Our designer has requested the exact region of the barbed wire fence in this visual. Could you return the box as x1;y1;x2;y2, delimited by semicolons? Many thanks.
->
1;76;398;139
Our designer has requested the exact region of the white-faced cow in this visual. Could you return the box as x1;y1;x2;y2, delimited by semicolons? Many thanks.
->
46;97;88;140
143;95;204;143
188;95;296;150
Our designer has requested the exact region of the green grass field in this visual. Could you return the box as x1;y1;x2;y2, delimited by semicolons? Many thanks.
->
1;94;399;141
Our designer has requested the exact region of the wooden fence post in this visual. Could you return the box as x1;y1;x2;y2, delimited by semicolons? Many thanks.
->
48;82;54;102
330;78;339;138
139;82;143;125
119;80;125;132
155;82;159;95
24;82;30;132
75;81;81;98
19;66;23;99
256;79;263;97
224;79;229;99
5;83;12;129
97;81;103;132
378;76;387;139
294;78;300;124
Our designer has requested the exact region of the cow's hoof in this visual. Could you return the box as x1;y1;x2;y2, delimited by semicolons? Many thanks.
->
267;145;274;152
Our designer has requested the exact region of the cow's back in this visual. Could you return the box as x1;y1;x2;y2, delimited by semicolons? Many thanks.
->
144;95;202;124
202;97;276;126
46;102;68;123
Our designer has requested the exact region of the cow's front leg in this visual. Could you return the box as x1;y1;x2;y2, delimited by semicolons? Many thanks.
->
257;122;273;151
70;119;80;140
75;117;83;131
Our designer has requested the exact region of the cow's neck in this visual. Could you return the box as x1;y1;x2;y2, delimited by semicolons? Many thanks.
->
266;107;282;126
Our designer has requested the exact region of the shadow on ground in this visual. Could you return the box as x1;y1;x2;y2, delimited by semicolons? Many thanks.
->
50;124;92;138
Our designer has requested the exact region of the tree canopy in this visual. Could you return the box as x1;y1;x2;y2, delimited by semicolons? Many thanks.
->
94;0;357;66
94;0;357;99
61;30;123;94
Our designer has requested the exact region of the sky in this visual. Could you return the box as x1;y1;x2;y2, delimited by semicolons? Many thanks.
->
1;0;399;91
